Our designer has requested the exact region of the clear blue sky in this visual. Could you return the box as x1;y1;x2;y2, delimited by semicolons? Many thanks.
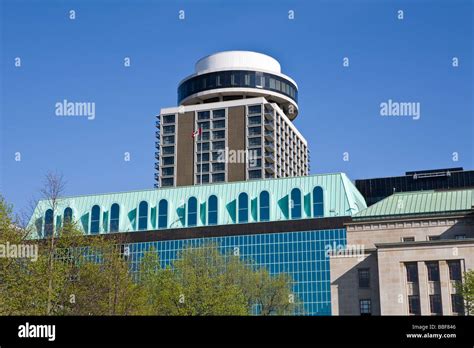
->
1;0;473;215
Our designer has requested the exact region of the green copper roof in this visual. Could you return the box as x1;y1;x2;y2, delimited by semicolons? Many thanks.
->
353;189;474;220
29;173;366;238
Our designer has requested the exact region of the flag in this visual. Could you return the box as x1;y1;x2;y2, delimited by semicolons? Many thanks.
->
192;127;202;138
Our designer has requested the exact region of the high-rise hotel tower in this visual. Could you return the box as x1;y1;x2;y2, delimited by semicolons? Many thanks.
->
155;51;309;187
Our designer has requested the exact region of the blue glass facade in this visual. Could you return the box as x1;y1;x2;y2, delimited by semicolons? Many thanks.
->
127;228;346;315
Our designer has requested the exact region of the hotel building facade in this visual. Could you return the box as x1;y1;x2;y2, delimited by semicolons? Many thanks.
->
155;51;309;188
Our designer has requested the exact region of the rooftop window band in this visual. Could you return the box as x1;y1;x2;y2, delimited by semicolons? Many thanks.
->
178;70;298;105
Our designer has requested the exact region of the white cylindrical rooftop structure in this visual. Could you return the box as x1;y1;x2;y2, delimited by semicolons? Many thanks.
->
178;50;299;119
195;51;281;75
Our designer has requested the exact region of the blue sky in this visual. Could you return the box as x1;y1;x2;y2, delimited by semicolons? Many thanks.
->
1;0;473;214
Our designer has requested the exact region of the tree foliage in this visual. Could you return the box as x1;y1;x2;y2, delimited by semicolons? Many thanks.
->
0;195;300;316
456;270;474;315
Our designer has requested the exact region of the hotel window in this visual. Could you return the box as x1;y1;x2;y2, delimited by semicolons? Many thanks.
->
212;163;225;172
408;295;421;315
197;111;210;120
90;205;100;234
248;126;261;136
138;201;148;230
197;163;209;173
212;141;225;150
158;199;168;229
162;114;175;124
248;105;262;115
238;192;249;223
213;120;225;129
110;203;120;232
455;234;466;240
161;178;174;187
260;191;270;222
208;195;218;225
162;125;175;135
406;263;419;283
212;130;225;140
198;121;210;130
162;146;175;155
244;74;251;86
201;132;210;141
290;188;302;219
448;260;462;281
248;137;261;147
162;156;174;166
428;235;440;241
212;173;224;182
188;197;198;227
162;135;175;145
249;170;262;179
359;299;372;316
429;294;442;315
64;207;73;224
312;186;324;217
358;268;370;288
200;142;210;151
402;236;415;242
451;294;464;315
426;262;440;282
44;209;54;236
162;167;174;176
212;109;225;119
248;116;261;125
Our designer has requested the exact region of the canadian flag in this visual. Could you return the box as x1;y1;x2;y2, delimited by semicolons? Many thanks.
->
192;127;202;138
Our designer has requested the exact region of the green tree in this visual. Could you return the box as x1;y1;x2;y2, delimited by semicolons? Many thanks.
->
456;270;474;315
140;243;301;315
141;245;248;315
0;193;147;316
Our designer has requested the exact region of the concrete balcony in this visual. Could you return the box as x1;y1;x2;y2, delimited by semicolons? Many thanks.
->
265;152;275;163
264;141;275;152
264;119;274;131
265;163;275;174
264;130;274;141
264;111;274;121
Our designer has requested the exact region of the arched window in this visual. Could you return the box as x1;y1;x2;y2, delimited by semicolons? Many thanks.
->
188;197;198;227
110;203;120;232
291;188;301;219
208;195;218;225
238;192;248;223
64;207;73;224
259;191;270;221
313;186;324;218
91;205;100;234
44;209;54;236
138;201;148;230
158;199;168;229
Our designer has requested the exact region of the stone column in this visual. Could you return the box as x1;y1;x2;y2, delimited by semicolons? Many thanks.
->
417;261;430;315
439;260;451;315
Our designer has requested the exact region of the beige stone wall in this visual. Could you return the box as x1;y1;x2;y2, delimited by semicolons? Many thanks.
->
377;243;474;315
330;253;380;315
330;215;474;316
